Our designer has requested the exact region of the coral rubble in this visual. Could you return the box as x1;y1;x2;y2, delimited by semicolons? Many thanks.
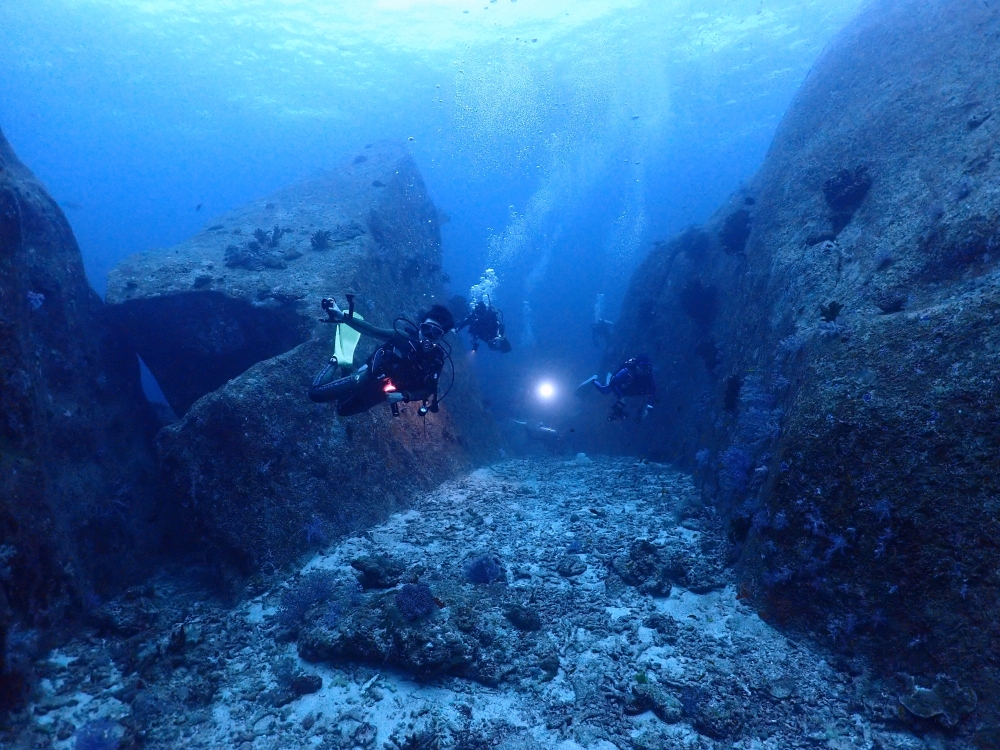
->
1;458;931;749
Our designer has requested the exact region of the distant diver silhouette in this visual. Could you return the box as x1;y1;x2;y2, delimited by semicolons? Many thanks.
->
457;299;511;353
577;354;656;422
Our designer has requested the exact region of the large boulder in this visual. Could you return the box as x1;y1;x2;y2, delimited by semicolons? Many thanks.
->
610;0;1000;738
107;143;501;575
0;128;161;707
106;143;446;415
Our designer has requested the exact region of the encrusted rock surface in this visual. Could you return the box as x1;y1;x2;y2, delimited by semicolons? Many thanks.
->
2;459;943;749
106;142;446;416
156;335;496;577
0;128;162;708
107;142;501;576
604;0;1000;740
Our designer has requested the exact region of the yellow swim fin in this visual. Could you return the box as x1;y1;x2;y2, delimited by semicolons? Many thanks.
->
334;313;363;368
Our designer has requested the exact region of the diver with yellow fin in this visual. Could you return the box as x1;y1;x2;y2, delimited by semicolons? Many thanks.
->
309;294;455;418
327;294;364;378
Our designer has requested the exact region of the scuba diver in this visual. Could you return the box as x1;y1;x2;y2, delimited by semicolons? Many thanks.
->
309;295;455;418
457;299;512;353
578;354;656;422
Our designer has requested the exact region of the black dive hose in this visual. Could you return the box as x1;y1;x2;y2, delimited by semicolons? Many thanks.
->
437;346;456;403
388;317;455;406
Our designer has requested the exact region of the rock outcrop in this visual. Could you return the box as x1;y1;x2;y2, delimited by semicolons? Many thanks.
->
610;0;1000;739
107;143;501;576
106;145;445;416
0;128;161;707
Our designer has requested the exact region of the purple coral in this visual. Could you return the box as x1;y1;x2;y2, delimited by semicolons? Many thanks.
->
464;554;503;585
276;571;337;631
720;446;752;492
869;498;892;522
395;583;436;621
302;515;328;546
874;527;894;558
804;507;825;536
823;534;848;562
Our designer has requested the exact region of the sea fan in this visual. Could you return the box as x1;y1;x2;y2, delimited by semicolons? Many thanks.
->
464;554;502;585
395;583;436;621
276;571;337;631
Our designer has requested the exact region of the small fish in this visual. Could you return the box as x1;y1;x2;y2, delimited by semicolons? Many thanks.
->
372;180;385;188
60;201;83;210
631;115;640;120
195;203;202;211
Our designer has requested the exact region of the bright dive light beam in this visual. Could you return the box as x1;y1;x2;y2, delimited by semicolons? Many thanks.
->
537;381;555;399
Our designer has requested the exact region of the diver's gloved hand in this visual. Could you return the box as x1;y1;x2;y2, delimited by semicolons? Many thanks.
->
635;403;653;423
321;297;345;322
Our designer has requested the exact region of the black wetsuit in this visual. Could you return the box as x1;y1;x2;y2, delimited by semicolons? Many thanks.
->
592;358;656;421
310;317;445;416
457;302;509;352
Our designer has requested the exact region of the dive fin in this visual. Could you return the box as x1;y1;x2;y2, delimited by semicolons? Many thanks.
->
575;376;599;399
334;313;364;368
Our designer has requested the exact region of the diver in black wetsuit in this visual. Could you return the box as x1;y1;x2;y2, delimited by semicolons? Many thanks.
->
309;298;455;417
578;354;656;422
457;300;512;353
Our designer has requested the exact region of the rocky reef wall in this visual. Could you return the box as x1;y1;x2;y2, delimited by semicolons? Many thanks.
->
107;143;501;579
610;0;1000;740
0;129;162;707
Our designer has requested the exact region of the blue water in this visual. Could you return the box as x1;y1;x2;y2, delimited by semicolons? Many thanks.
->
0;0;863;395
